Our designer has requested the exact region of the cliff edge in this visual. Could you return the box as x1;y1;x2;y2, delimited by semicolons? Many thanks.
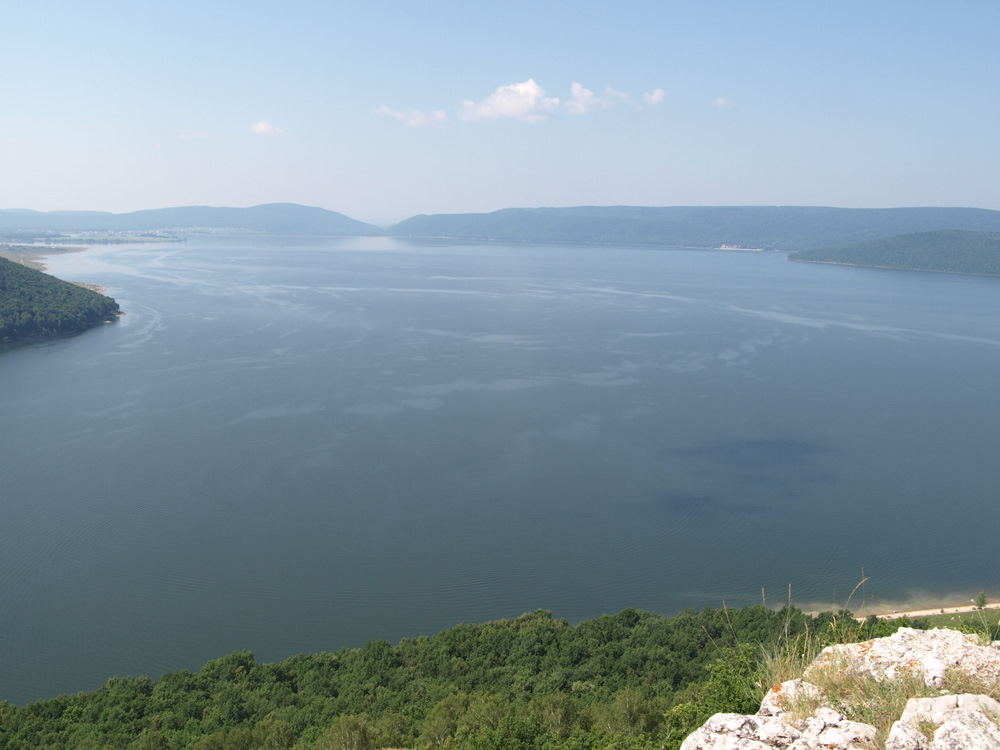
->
681;628;1000;749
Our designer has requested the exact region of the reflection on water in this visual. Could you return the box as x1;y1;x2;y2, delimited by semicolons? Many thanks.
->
2;237;1000;704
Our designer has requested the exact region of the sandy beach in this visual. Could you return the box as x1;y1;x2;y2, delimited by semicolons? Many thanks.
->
801;593;998;622
871;603;996;621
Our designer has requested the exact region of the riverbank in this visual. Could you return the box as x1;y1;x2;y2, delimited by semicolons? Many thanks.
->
877;603;996;620
799;591;999;621
0;244;83;271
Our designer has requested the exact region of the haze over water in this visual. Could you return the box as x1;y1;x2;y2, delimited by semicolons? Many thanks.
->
3;236;1000;705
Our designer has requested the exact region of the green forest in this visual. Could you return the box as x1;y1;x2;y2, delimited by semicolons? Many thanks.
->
787;230;1000;275
0;605;946;750
0;256;120;343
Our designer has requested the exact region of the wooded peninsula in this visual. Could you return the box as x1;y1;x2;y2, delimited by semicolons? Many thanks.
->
787;230;1000;276
0;255;120;343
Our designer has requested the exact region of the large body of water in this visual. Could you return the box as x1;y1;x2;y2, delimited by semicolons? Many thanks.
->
3;236;1000;704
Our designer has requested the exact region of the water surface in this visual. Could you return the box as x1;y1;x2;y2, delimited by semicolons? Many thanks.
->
3;237;999;704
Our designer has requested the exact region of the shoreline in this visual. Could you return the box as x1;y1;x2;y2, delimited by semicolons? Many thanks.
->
0;244;87;272
797;590;1000;621
859;602;997;622
788;256;1000;278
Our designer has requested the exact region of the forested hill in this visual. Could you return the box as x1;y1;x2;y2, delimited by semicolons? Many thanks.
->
0;257;120;342
386;206;1000;250
0;203;382;236
787;230;1000;275
5;205;1000;248
0;606;935;750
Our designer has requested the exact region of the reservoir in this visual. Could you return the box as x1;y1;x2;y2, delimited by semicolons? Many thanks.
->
2;236;1000;704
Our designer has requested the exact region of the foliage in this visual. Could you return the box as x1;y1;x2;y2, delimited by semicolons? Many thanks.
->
0;606;925;749
788;229;1000;275
0;256;119;342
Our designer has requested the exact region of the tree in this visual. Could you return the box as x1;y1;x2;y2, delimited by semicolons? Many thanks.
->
316;715;373;750
976;591;988;609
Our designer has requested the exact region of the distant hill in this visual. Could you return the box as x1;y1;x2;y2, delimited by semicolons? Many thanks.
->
788;230;1000;276
387;206;1000;250
6;204;1000;252
0;257;120;342
0;203;382;236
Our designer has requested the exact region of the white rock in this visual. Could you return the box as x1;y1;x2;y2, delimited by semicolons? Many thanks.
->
806;628;1000;688
886;694;1000;750
935;711;1000;750
757;679;822;717
682;630;1000;750
679;710;875;749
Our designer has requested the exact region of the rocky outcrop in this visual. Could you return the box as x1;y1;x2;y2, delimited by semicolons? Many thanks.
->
885;694;1000;749
680;707;875;749
806;627;1000;688
680;628;1000;750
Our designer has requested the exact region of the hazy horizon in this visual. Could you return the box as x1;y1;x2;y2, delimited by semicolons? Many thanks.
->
4;2;998;224
5;201;1000;233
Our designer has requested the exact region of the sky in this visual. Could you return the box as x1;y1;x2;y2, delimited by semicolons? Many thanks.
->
2;1;999;224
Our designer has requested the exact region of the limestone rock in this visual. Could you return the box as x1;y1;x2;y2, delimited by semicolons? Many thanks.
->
680;629;1000;749
885;694;1000;750
805;628;1000;688
678;709;875;749
758;679;822;717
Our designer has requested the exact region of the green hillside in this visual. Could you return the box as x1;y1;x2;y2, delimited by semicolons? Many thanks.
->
787;230;1000;275
0;256;120;342
0;606;935;750
387;206;1000;250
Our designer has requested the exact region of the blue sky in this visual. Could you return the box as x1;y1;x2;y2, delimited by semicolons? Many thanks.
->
2;1;998;224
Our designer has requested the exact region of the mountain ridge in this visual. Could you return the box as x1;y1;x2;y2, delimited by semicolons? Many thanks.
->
387;205;1000;251
0;202;382;236
5;204;1000;255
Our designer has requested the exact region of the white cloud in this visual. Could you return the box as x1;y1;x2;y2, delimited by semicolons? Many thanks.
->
376;105;448;128
459;79;559;123
250;121;288;136
604;86;629;105
566;83;630;115
643;89;665;106
711;97;734;109
380;80;658;128
566;82;598;114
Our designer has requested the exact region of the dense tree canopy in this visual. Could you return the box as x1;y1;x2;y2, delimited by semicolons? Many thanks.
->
0;256;119;342
0;606;939;749
788;230;1000;275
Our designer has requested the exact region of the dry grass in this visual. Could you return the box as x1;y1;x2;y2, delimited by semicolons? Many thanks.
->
785;654;936;745
916;719;937;741
756;634;820;693
940;667;1000;701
